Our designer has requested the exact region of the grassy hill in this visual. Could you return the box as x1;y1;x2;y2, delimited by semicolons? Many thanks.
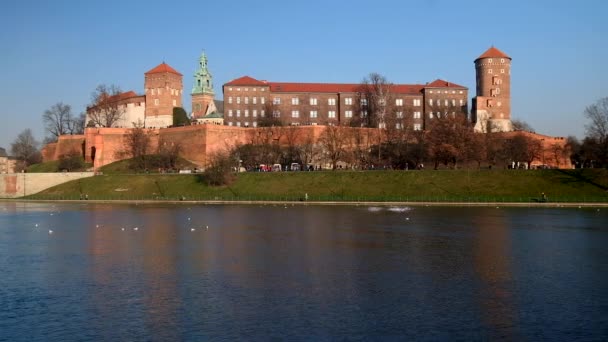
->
27;169;608;203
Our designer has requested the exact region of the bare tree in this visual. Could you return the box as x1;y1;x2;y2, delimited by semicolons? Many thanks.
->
584;97;608;144
87;84;125;127
11;129;41;168
68;112;86;135
502;134;542;168
121;126;151;170
318;125;349;170
42;102;73;141
512;119;534;132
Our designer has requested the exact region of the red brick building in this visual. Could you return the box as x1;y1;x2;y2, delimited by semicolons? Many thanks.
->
472;46;512;132
222;77;468;130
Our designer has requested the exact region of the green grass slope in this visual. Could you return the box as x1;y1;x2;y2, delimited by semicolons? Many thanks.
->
27;169;608;203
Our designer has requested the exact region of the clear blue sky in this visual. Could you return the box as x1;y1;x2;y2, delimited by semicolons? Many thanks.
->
1;0;607;150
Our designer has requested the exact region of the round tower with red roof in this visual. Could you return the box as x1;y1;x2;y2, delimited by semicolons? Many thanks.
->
144;62;183;128
472;47;512;133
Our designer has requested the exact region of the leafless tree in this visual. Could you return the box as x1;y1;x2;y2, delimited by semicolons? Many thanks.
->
318;125;349;170
42;102;74;141
502;134;542;168
119;126;151;170
512;119;534;132
87;84;125;127
11;129;41;168
584;97;608;165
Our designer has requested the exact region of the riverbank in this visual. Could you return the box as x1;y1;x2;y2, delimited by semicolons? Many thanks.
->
4;198;608;208
10;169;608;203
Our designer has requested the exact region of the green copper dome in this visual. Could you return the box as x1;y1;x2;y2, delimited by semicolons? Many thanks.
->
192;51;214;95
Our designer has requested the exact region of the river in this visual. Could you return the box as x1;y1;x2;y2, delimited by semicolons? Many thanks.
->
0;202;606;341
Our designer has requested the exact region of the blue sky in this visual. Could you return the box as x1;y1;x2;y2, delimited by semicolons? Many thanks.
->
1;0;607;150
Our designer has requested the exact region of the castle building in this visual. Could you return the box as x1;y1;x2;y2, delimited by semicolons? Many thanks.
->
85;62;183;129
222;77;468;129
472;46;512;132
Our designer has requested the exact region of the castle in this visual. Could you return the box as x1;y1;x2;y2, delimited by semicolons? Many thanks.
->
42;47;571;170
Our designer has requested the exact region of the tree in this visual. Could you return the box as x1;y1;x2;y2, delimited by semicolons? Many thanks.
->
58;152;85;171
11;129;41;168
502;134;542;168
42;102;73;141
583;97;608;167
87;84;125;127
122;126;151;170
318;125;349;169
201;150;236;186
173;107;190;126
512;119;534;132
157;139;182;170
69;112;86;134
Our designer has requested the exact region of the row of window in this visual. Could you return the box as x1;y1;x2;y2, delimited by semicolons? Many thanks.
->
225;121;423;131
229;109;425;119
148;88;182;96
428;111;456;119
226;87;267;92
228;96;267;104
152;99;177;106
428;90;464;94
428;99;466;106
487;69;507;74
266;97;425;107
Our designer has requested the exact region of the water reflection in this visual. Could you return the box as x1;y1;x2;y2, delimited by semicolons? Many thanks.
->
472;208;518;340
0;203;607;340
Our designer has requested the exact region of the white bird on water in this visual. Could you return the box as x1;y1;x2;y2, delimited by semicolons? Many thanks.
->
48;230;53;234
121;228;125;231
206;225;209;230
35;223;39;227
191;228;196;232
133;227;139;231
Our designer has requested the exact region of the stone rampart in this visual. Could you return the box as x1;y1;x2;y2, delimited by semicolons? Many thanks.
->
0;172;94;198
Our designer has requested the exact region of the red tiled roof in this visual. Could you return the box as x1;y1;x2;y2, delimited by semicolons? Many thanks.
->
476;46;510;61
225;76;268;86
105;90;140;103
145;62;182;76
425;79;466;89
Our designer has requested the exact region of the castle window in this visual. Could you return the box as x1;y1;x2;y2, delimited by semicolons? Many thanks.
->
261;97;265;104
245;88;248;91
413;99;421;106
414;124;422;131
361;98;368;106
451;99;456;106
245;110;249;117
228;110;233;117
396;99;403;106
413;111;421;119
236;110;241;117
237;88;241;91
273;110;280;118
396;111;403;118
361;110;368;117
154;99;159;106
328;98;336;106
429;112;434;119
228;97;232;104
459;90;463;94
291;110;299;118
488;59;492;63
228;122;233;126
253;110;257;117
228;87;232;91
237;122;241;127
378;122;386;129
310;98;318;105
445;99;448;106
497;101;502;107
345;110;353;118
310;110;317;118
245;97;249;104
198;80;201;87
172;100;176;106
253;97;257;104
501;58;505;63
261;110;265;117
273;97;281;105
501;69;505;74
292;97;299;105
244;122;249;127
396;123;403;129
253;121;257;127
345;98;353;105
328;110;336;118
459;99;464;106
151;89;155;95
488;69;493;74
237;97;241;104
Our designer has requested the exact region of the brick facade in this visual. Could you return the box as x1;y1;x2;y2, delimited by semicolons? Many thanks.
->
472;47;512;132
223;77;467;130
144;63;183;128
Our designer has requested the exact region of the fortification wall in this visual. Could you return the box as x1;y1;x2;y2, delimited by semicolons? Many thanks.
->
0;172;94;198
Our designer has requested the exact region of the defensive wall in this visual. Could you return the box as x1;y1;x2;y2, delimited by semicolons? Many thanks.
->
41;124;569;170
0;172;94;198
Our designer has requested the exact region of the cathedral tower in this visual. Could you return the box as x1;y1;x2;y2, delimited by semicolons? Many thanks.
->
191;52;216;120
144;62;183;128
472;47;512;132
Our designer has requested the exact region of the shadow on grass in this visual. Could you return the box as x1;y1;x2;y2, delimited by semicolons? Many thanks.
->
556;169;608;191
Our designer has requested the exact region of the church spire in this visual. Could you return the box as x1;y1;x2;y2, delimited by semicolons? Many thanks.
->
192;51;214;95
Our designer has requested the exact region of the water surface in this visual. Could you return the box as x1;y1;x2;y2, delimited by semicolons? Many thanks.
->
0;202;607;341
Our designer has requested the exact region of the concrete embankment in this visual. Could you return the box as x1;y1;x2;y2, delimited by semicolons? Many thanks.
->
0;172;94;198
